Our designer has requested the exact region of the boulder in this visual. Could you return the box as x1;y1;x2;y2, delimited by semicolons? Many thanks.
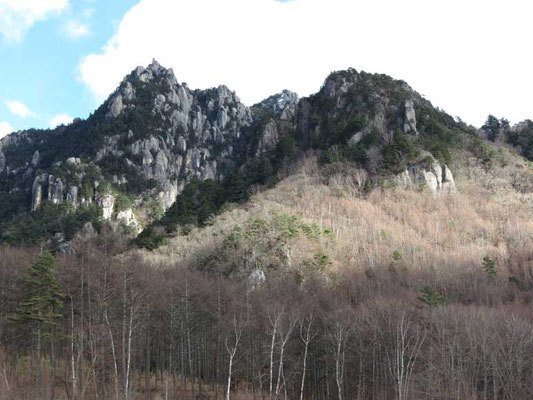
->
66;157;81;166
248;269;266;287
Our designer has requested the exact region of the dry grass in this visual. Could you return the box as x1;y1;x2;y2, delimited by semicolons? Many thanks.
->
140;149;533;284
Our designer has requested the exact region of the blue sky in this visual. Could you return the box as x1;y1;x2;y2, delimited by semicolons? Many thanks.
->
0;0;138;135
1;0;533;138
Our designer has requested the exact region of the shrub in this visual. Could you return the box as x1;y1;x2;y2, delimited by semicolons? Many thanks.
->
482;255;497;277
418;285;448;307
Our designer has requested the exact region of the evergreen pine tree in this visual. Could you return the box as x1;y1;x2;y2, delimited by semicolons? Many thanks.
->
418;285;448;307
482;255;497;277
11;251;64;360
482;115;501;142
225;171;248;203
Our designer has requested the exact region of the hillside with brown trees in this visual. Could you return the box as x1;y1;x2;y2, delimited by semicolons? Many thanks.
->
3;145;533;400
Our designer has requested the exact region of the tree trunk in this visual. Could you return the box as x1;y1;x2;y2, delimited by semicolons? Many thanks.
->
70;296;77;400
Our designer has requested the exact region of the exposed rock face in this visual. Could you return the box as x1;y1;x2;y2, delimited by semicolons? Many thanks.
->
257;89;299;117
31;175;44;211
66;186;78;207
256;119;279;155
31;151;40;167
248;269;266;287
79;222;97;238
393;154;456;194
348;131;364;146
158;182;180;210
116;208;140;232
66;157;81;166
100;59;254;208
403;99;417;134
253;90;299;155
108;94;124;118
47;176;64;204
441;165;456;193
53;232;73;255
97;193;115;220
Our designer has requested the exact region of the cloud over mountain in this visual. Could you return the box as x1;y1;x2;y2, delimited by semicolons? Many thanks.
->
79;0;533;127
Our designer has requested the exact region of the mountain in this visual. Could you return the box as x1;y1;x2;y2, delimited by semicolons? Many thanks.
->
0;60;258;244
4;62;533;400
0;60;515;246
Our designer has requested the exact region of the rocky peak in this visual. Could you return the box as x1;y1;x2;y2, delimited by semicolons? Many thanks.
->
133;58;167;82
81;61;255;209
251;90;299;156
254;89;299;117
0;60;260;240
107;59;181;118
321;69;359;99
147;58;164;73
297;68;427;148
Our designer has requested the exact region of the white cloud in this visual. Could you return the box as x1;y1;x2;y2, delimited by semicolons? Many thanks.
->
80;0;533;127
63;19;91;39
5;100;35;118
0;122;14;139
49;113;73;128
0;0;69;42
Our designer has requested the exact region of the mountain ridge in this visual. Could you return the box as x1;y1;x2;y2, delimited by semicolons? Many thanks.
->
0;60;527;247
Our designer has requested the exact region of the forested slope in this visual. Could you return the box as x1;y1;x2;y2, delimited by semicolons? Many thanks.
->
3;144;533;399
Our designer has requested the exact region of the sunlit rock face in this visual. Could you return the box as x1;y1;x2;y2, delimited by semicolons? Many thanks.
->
394;160;456;194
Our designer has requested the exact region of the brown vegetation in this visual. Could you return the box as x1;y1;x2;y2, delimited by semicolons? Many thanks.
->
2;150;533;399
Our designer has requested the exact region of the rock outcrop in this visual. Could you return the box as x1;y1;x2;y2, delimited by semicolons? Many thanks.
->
97;193;115;220
403;99;417;134
116;208;140;232
253;90;299;155
31;175;44;211
393;153;456;194
248;269;266;287
47;176;64;205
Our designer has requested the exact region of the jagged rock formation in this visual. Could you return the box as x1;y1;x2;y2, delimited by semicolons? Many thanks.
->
251;90;299;156
0;61;469;243
0;60;258;233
